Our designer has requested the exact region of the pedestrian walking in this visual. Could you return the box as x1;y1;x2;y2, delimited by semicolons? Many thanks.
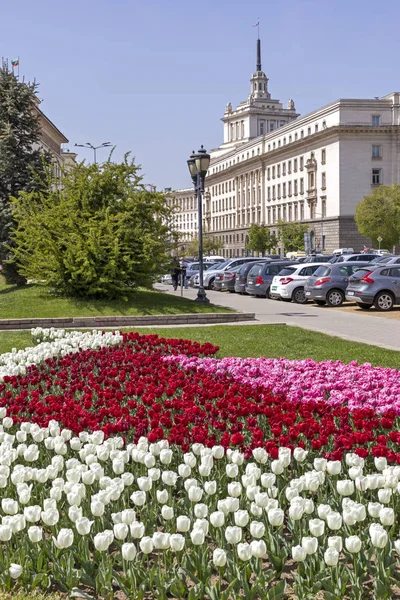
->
170;260;180;291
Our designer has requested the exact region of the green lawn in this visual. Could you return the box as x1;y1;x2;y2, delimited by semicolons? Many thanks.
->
0;324;399;368
0;277;230;319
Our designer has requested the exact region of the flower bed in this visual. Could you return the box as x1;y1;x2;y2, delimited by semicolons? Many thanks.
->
0;330;399;598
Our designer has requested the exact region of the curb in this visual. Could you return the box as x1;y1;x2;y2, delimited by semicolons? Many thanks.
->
0;313;257;331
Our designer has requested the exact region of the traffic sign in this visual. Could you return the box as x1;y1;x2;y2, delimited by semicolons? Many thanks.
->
377;236;383;242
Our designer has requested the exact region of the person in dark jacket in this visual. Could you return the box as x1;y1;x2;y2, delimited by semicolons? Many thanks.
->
170;260;180;291
179;260;188;289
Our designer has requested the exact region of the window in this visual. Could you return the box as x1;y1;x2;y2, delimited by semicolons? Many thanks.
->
300;178;304;194
300;202;304;220
294;180;298;195
272;185;276;200
321;149;326;164
288;181;292;196
283;183;286;197
289;135;292;142
308;127;311;135
272;166;276;178
372;145;382;158
268;187;271;200
315;124;319;133
301;130;304;138
277;165;281;177
372;168;382;185
372;115;381;126
277;184;281;199
321;172;326;189
288;160;292;174
294;203;298;221
321;197;327;217
300;157;304;170
295;132;298;141
267;167;271;180
267;207;271;224
260;122;264;135
288;204;292;221
294;159;298;172
389;268;400;278
283;163;286;175
272;207;276;223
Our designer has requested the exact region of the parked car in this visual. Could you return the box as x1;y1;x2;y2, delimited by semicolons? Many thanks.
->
296;254;335;264
304;261;370;306
160;274;172;285
201;257;264;290
368;255;400;266
234;260;271;294
246;261;295;298
345;265;400;311
220;265;243;292
270;262;330;304
330;253;377;263
185;261;219;281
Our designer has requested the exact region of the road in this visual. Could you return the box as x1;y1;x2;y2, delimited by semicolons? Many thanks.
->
155;284;400;351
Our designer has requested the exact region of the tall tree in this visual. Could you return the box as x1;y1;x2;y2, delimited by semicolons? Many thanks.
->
11;156;175;299
186;234;224;258
247;224;278;255
355;184;400;249
276;220;309;254
0;63;50;283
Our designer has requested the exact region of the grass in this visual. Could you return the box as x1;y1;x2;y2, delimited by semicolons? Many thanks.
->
0;277;231;319
0;324;399;368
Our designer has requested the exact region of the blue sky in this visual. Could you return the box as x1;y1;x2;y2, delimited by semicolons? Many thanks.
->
2;0;400;189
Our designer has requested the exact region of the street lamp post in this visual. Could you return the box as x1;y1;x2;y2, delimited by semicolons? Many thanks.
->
187;145;210;303
74;142;112;164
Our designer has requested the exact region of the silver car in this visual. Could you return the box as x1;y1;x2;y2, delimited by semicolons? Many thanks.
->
202;257;263;290
345;265;400;311
304;262;370;306
246;261;295;298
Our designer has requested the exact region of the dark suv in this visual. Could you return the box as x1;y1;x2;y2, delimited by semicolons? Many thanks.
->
245;261;295;298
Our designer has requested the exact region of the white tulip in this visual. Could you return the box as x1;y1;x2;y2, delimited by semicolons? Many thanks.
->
114;523;129;540
188;487;203;503
170;533;185;552
194;504;208;519
271;460;284;475
41;508;59;526
369;523;388;548
161;505;174;521
293;448;308;463
225;526;242;544
213;548;227;567
252;448;268;464
140;536;154;554
234;510;249;527
226;464;239;478
337;480;354;496
130;491;146;507
237;542;252;561
231;450;244;465
0;525;12;541
314;458;327;472
147;469;159;482
156;489;169;504
379;507;395;527
8;563;22;579
28;526;43;542
130;522;145;539
160;449;173;465
24;505;41;523
121;509;136;525
327;512;342;531
228;482;242;498
301;536;318;555
378;489;392;504
324;547;339;566
161;471;178;487
289;503;304;521
292;545;307;562
204;480;217;495
309;518;325;537
183;453;197;468
375;457;387;472
122;542;137;561
137;477;152;492
176;516;191;532
368;502;383;518
94;530;114;552
2;498;18;515
90;501;105;517
178;464;191;478
250;539;267;558
267;508;284;527
190;529;205;545
210;511;225;528
345;535;361;553
53;528;74;549
75;517;93;536
328;536;343;552
250;521;265;539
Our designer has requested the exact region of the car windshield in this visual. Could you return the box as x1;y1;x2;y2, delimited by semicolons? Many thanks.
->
313;266;331;277
350;268;371;280
369;256;391;265
211;260;230;270
278;267;296;276
249;265;262;276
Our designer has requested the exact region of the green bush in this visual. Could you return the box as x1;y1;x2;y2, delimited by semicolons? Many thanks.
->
11;156;174;298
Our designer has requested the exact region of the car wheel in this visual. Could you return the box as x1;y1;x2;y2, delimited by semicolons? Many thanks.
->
374;291;394;311
358;302;372;310
292;287;307;304
326;289;345;307
208;278;215;290
265;287;272;299
313;300;326;306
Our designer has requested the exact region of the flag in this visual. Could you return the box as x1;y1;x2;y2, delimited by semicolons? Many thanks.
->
252;21;259;27
11;59;19;67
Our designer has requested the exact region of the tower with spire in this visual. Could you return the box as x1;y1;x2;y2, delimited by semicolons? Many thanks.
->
216;35;299;154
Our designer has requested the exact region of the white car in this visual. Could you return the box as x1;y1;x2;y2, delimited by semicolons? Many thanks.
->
270;262;330;304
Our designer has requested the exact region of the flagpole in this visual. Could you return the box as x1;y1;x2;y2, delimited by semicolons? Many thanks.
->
17;56;20;80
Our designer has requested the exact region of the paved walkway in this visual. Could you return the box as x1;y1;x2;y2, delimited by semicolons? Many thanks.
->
155;284;400;351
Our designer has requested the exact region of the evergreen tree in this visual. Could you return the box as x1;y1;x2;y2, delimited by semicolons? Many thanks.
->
0;63;49;283
11;156;175;299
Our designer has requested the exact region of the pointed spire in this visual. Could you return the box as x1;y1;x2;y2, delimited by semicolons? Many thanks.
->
256;38;261;72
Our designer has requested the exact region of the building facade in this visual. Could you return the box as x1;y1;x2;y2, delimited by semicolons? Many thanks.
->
168;40;400;256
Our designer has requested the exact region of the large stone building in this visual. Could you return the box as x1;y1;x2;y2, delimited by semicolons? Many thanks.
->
168;38;400;256
33;96;76;172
